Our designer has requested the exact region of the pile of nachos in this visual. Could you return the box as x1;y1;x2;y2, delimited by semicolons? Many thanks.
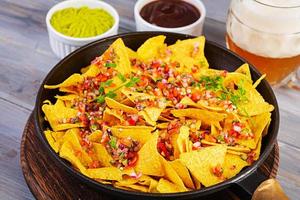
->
42;35;274;193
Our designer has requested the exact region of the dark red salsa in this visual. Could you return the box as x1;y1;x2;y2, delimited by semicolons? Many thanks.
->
140;0;200;28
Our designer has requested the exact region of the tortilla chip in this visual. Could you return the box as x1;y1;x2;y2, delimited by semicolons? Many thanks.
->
191;174;201;189
180;145;227;187
63;128;93;166
139;110;156;126
137;35;166;62
156;178;186;193
135;131;164;176
105;38;131;75
59;141;87;175
238;112;271;149
177;126;193;153
144;107;164;122
235;63;252;81
82;64;101;78
87;167;122;181
87;130;103;142
103;108;125;123
167;36;209;71
114;182;149;192
44;130;60;153
171;108;227;122
223;153;249;179
93;143;113;167
44;74;83;89
253;74;266;89
170;160;195;189
105;97;138;114
110;126;153;145
160;157;187;191
201;140;251;153
42;100;82;131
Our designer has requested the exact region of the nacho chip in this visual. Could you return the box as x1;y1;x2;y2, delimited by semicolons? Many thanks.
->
110;126;153;145
238;112;271;149
223;153;249;179
104;38;132;75
87;167;122;181
93;143;113;167
114;182;149;192
135;132;164;176
42;100;82;131
44;130;60;153
180;145;227;187
105;97;138;114
59;141;87;175
156;178;186;193
82;64;101;78
44;74;83;89
167;36;209;71
177;126;193;153
160;157;187;191
201;140;251;153
87;130;103;142
171;108;227;122
235;63;252;80
137;35;166;62
170;160;195;189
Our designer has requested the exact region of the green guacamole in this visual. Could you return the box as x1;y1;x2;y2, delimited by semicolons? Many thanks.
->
50;6;114;38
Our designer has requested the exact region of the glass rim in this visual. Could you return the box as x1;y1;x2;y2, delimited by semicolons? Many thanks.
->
254;0;300;9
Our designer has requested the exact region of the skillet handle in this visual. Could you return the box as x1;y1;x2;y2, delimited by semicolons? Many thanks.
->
231;169;268;200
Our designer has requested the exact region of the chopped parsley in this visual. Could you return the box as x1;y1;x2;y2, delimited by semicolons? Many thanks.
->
105;62;117;68
96;77;140;103
199;76;224;91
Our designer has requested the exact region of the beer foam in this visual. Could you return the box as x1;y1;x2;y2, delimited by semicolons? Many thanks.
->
227;0;300;58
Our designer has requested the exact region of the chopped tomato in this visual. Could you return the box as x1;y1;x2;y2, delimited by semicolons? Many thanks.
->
191;91;201;102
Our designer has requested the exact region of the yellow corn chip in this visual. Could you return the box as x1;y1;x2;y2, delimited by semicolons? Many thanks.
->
156;178;186;193
44;74;83;89
135;131;164;176
110;126;153;145
180;145;227;187
105;97;138;114
223;153;249;179
170;160;195;189
87;167;122;181
137;35;166;62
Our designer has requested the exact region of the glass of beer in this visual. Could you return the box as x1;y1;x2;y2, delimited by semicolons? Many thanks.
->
226;0;300;87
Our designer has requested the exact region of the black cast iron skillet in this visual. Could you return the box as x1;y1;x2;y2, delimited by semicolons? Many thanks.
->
34;32;279;200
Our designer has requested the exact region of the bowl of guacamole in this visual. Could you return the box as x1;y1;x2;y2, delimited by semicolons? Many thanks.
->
46;0;119;58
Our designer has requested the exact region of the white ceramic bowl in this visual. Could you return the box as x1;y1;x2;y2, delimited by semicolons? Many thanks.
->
134;0;206;36
46;0;119;58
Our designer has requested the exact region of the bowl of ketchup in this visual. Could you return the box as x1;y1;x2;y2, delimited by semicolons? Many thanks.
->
134;0;206;35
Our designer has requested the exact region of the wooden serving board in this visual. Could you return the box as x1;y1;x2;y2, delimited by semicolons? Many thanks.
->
20;113;279;200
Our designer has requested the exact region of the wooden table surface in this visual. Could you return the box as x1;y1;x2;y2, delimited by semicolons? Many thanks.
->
0;0;299;199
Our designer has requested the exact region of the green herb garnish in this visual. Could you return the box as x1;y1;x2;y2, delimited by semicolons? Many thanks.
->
105;62;117;68
96;76;140;103
199;76;224;91
109;136;117;149
117;73;127;83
